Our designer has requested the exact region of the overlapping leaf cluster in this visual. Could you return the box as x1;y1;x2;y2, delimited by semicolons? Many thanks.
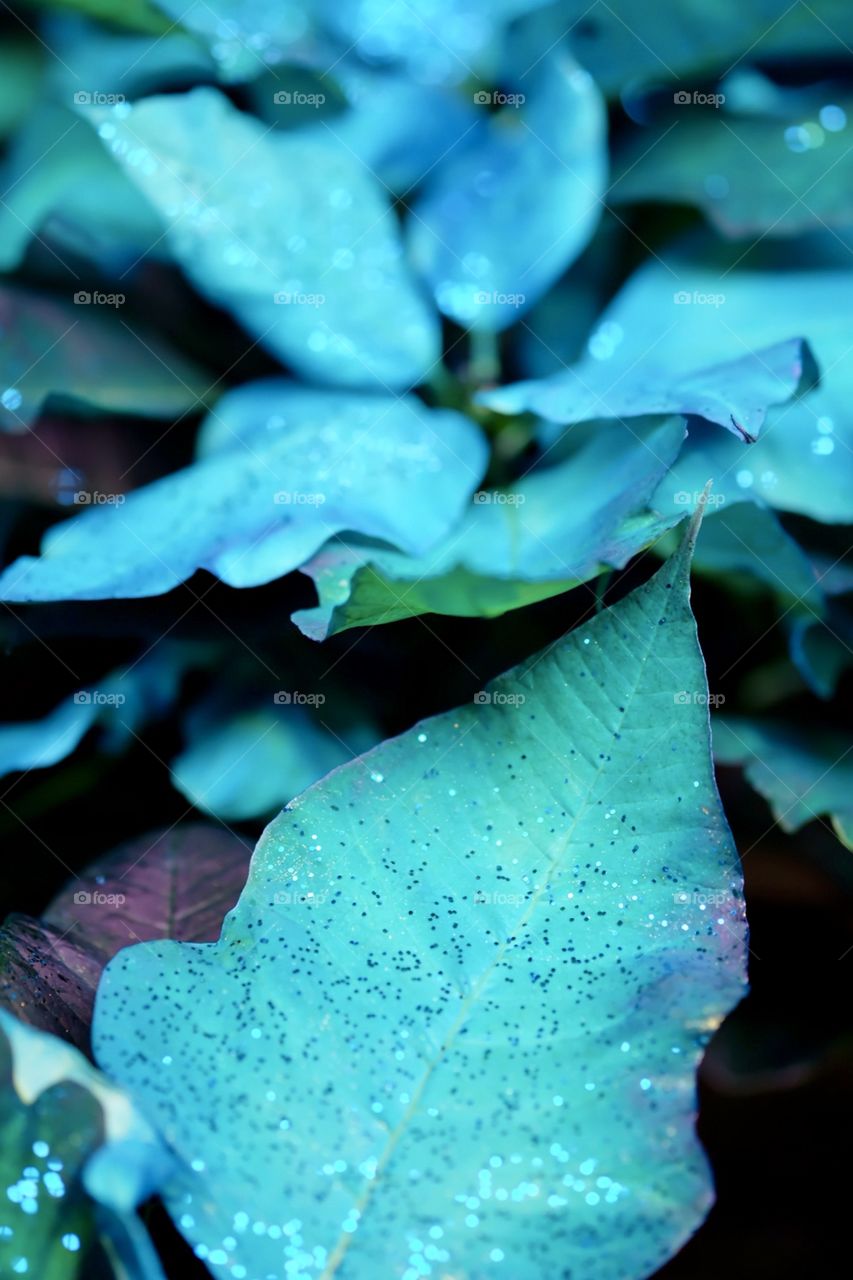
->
0;0;851;1277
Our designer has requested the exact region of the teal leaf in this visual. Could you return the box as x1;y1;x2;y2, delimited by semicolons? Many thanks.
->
0;103;165;274
482;287;809;439
507;0;853;97
409;55;606;330
149;0;323;81
172;704;378;821
714;716;853;846
0;644;199;778
0;36;42;142
0;1011;172;1213
0;389;486;600
486;247;853;513
0;696;97;776
299;66;479;194
316;0;551;84
789;603;853;699
0;284;211;431
612;92;853;239
294;414;685;637
658;502;824;614
93;513;747;1279
45;13;214;96
88;89;441;389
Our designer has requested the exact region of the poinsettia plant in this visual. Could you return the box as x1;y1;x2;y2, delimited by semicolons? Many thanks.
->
0;1;851;1277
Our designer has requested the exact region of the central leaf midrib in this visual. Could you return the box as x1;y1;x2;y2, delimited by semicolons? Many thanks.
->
320;567;683;1278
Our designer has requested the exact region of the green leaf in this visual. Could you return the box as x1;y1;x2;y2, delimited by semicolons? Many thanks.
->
294;414;685;637
0;285;212;431
93;512;747;1280
0;1011;172;1276
87;88;441;389
713;716;853;843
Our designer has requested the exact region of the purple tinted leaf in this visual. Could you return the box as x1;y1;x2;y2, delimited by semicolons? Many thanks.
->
0;825;252;1055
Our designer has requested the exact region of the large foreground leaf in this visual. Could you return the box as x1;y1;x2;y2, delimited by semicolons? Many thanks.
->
0;390;486;601
93;511;747;1280
87;89;441;390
